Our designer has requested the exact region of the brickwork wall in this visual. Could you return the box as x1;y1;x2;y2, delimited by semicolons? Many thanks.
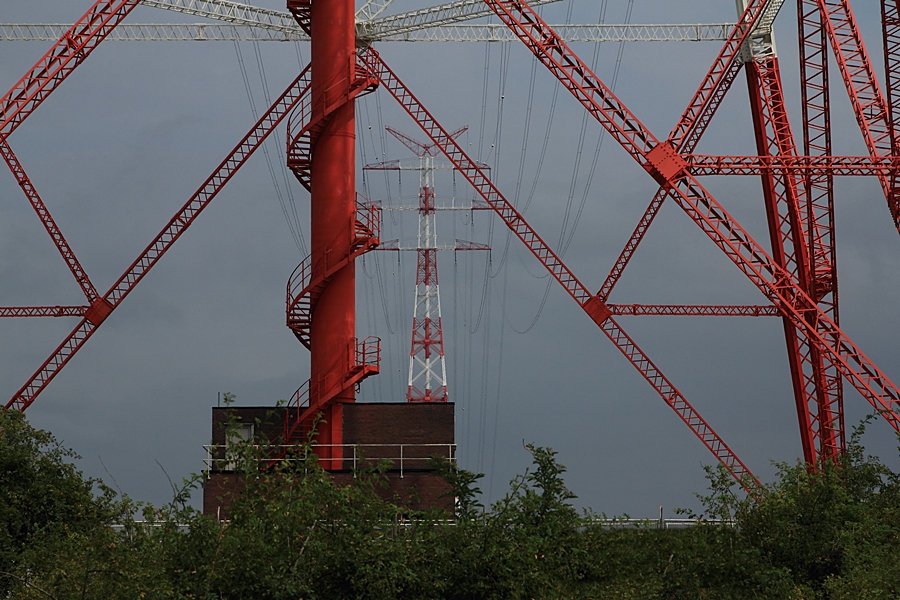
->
340;402;454;444
203;473;247;519
210;406;287;447
203;403;455;517
332;471;453;512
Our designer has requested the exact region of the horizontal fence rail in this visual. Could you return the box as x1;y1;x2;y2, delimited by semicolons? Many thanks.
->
205;443;456;478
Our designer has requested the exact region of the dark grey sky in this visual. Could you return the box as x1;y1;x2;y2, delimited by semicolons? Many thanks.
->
2;0;899;516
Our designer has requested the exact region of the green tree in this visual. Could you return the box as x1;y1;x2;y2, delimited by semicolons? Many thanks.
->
0;408;126;597
4;407;900;599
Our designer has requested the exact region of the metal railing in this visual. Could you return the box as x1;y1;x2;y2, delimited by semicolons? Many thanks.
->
355;192;381;242
286;199;381;308
585;518;735;530
284;336;381;412
354;336;381;371
204;442;455;478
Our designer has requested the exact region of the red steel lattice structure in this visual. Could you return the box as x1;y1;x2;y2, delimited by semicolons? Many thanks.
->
4;0;900;486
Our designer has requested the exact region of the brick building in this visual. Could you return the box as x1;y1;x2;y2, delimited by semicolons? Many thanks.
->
203;402;455;518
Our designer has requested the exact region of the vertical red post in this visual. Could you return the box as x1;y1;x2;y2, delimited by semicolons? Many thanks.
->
310;1;356;463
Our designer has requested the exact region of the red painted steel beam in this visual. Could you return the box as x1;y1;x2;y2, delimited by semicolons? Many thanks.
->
597;0;772;302
746;57;815;463
746;56;840;463
884;0;900;150
800;0;844;454
363;47;761;492
0;140;99;304
608;304;781;317
668;0;773;151
799;0;838;308
0;306;87;318
483;0;900;438
817;0;900;229
687;154;897;175
0;0;141;138
6;69;311;411
885;0;900;271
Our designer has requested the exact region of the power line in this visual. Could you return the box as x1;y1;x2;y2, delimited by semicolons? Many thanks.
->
232;41;306;255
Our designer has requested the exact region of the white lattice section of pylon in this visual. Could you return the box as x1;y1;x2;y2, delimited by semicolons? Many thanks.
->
407;175;448;402
365;127;489;403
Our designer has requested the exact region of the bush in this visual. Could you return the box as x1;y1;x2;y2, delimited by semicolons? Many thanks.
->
2;409;899;599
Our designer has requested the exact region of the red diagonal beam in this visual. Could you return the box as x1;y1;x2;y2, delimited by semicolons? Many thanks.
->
6;67;311;412
747;55;840;463
598;190;666;302
0;0;140;138
598;0;778;301
484;0;900;436
818;0;900;228
669;0;778;150
0;140;99;304
363;47;760;492
608;304;781;317
0;306;88;318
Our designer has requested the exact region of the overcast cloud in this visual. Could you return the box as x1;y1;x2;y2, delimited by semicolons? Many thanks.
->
2;0;899;516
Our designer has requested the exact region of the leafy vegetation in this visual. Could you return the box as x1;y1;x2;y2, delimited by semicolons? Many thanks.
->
1;407;899;599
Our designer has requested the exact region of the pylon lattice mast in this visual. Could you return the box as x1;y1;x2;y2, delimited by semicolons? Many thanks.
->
384;127;459;403
364;126;490;403
405;155;448;403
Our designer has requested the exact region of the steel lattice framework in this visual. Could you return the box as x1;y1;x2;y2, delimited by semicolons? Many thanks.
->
364;126;489;404
387;132;451;404
0;22;737;43
3;0;900;489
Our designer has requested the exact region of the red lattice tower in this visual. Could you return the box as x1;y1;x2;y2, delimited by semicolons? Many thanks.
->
5;0;900;491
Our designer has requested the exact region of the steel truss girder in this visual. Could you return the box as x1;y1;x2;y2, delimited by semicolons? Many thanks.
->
0;23;307;42
140;0;298;34
0;22;738;44
817;0;900;229
5;67;311;412
0;140;100;304
482;0;900;440
362;47;760;491
687;154;897;175
608;304;781;317
355;0;561;40
0;306;88;318
0;0;141;138
598;0;774;302
369;23;734;43
356;0;396;22
884;0;900;151
746;56;841;463
885;0;900;261
800;0;844;455
143;0;562;42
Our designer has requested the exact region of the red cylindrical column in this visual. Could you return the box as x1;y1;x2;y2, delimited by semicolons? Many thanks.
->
310;0;356;459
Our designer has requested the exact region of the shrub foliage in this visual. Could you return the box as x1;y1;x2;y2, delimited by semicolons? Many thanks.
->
1;408;899;599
